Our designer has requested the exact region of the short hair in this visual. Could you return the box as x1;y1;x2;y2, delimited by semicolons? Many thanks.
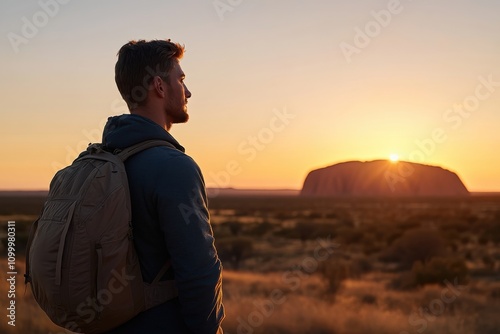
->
115;39;184;110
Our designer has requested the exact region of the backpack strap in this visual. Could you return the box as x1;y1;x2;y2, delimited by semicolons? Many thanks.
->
117;140;179;307
117;140;177;162
144;261;178;308
24;217;40;284
152;260;172;285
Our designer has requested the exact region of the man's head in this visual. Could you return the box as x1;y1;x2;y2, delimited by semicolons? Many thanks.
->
115;39;191;129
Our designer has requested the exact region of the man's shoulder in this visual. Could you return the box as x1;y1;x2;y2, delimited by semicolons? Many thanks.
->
138;146;201;174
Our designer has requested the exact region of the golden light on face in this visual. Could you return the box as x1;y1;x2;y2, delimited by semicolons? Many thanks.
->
389;154;399;163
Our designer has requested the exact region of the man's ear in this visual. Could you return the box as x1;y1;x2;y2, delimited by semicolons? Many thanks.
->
152;76;167;98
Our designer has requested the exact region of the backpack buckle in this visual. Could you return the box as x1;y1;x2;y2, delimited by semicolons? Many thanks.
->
87;143;104;154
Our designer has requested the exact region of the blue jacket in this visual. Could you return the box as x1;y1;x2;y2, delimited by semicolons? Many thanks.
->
101;114;224;333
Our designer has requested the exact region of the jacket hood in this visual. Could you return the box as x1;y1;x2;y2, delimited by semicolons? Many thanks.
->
102;114;185;152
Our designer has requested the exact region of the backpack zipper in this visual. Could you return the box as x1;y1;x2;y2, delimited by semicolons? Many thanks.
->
95;242;103;320
55;201;76;286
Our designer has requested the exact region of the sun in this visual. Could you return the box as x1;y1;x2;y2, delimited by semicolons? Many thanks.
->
389;153;399;163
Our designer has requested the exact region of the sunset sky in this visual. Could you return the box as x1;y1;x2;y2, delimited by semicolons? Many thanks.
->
1;0;499;191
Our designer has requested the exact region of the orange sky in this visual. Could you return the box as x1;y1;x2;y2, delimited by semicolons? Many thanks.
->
1;1;499;191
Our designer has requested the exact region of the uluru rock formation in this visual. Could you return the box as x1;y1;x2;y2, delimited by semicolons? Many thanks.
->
301;160;469;196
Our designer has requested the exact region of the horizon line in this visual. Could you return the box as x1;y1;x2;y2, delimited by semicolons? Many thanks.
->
2;188;500;194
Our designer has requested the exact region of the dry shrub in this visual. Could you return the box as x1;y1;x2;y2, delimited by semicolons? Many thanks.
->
222;221;243;236
391;256;469;290
274;221;334;243
411;256;469;287
360;293;377;305
336;226;363;244
318;259;357;296
380;228;447;269
490;287;500;300
296;221;335;242
475;307;500;334
217;237;254;269
481;221;500;244
248;221;274;237
361;233;382;254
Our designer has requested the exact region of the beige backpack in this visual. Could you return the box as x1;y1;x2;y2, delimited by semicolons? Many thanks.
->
25;140;178;334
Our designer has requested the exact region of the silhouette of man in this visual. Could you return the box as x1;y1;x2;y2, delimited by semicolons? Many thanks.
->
103;39;224;333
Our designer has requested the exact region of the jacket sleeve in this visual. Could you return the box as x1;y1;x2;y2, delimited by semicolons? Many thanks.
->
154;154;224;333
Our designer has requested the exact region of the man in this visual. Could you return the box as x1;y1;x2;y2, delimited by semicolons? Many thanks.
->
102;39;224;333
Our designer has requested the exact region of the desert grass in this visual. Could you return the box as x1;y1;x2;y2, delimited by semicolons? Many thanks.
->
221;270;495;334
1;194;500;333
1;264;496;334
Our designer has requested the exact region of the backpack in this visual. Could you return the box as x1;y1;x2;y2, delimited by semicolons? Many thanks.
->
24;139;179;334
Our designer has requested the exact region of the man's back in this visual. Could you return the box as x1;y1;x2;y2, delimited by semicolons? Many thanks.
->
102;114;224;333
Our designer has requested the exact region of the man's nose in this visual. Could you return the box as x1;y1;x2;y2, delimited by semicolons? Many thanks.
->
184;84;192;98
